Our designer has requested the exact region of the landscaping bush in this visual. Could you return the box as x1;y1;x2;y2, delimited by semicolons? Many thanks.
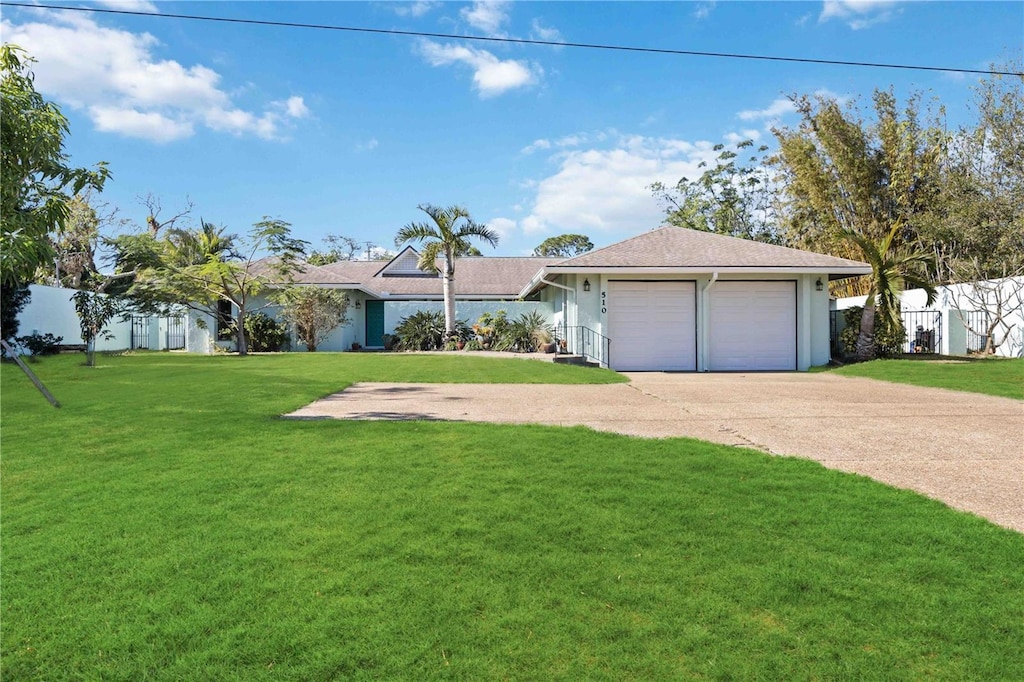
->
840;306;907;359
395;310;448;350
510;311;554;352
15;332;63;356
472;310;514;350
242;312;289;352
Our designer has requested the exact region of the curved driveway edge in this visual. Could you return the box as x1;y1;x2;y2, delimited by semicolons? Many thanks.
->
285;373;1024;533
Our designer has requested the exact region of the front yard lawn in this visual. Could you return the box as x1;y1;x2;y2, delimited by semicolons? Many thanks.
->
2;353;1022;680
831;357;1024;400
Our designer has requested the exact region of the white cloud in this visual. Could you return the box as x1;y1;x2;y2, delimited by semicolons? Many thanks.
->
819;0;900;29
460;1;512;36
521;139;553;154
96;0;160;12
530;18;564;43
724;129;763;145
693;2;716;20
521;133;590;155
738;97;797;121
281;96;310;119
0;11;308;142
511;134;724;238
90;106;192;142
393;1;439;18
487;217;518;241
418;40;539;97
355;138;379;152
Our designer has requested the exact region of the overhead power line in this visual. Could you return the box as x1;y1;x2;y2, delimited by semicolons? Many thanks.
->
2;1;1020;77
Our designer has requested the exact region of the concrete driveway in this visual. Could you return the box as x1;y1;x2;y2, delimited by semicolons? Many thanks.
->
286;372;1024;533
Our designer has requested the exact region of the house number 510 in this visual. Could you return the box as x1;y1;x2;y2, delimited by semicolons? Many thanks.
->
601;291;607;314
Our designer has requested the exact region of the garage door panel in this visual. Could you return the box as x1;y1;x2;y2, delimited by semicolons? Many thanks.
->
709;281;796;371
608;281;696;371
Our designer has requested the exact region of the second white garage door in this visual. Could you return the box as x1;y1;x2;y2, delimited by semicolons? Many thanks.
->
608;281;696;371
709;281;796;371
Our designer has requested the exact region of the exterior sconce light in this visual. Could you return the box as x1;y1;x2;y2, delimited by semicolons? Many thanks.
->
355;300;362;309
815;278;824;292
583;279;591;292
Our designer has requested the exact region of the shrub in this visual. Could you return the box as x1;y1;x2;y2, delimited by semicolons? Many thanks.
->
840;306;907;359
395;310;448;351
510;311;554;352
243;312;289;352
15;332;63;356
472;310;513;350
276;288;349;352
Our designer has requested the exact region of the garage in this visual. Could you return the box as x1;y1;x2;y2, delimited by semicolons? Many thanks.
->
708;281;796;371
607;281;696;371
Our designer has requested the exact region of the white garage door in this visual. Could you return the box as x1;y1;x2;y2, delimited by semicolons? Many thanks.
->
608;281;696;371
709;281;796;371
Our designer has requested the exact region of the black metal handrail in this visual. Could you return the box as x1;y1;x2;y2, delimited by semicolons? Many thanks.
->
554;324;611;368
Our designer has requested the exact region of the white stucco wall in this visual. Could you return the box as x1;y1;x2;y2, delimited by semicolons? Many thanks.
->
835;277;1024;357
17;285;132;351
383;300;552;337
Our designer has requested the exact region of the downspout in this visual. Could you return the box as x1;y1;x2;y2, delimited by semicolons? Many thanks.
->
541;277;575;333
700;271;719;372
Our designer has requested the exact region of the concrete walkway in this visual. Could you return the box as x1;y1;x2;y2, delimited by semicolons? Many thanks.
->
286;373;1024;533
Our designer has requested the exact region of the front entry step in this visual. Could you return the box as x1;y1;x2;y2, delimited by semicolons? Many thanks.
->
553;354;601;368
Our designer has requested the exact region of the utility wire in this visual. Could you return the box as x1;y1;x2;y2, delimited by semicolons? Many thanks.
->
2;1;1020;77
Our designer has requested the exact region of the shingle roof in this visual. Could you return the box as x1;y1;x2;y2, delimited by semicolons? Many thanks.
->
556;226;869;270
289;256;560;297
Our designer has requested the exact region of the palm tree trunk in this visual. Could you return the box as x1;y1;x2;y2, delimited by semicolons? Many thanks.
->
442;266;456;336
856;303;876;361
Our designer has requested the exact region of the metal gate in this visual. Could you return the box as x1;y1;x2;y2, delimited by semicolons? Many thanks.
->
959;310;990;352
901;310;942;354
131;316;150;350
165;316;186;350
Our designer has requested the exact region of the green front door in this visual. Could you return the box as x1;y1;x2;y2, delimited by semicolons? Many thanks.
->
364;300;385;348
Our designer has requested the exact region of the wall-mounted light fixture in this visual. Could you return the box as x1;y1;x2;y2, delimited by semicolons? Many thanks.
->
815;278;824;292
355;300;362;309
583;278;591;292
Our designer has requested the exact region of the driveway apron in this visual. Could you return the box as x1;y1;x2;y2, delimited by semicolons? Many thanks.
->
286;373;1024;533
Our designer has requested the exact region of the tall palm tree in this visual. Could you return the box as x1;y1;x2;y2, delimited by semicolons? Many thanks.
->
844;223;936;360
395;204;499;335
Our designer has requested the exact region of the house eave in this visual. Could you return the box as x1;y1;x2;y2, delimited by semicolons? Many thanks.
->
520;265;871;297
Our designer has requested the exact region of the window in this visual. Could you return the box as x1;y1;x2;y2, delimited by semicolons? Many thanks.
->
216;300;234;340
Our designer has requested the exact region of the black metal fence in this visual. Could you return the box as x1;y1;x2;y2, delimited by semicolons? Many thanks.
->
901;310;942;354
166;316;186;350
554;324;611;368
829;310;844;359
131;316;149;350
958;310;990;352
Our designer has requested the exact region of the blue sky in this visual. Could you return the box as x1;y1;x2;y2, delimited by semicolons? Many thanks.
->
3;1;1022;258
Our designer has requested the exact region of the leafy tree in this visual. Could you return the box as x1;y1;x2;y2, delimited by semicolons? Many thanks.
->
134;218;307;355
924;61;1024;284
843;225;936;360
533;234;595;257
72;289;123;367
276;287;350;352
771;89;945;290
394;204;499;335
1;282;31;341
308;235;362;265
651;141;782;243
1;44;109;287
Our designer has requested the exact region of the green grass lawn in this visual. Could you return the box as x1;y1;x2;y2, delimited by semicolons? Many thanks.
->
831;357;1024;400
3;353;1023;680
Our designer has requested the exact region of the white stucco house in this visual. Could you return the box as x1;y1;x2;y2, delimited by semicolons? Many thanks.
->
190;227;872;371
